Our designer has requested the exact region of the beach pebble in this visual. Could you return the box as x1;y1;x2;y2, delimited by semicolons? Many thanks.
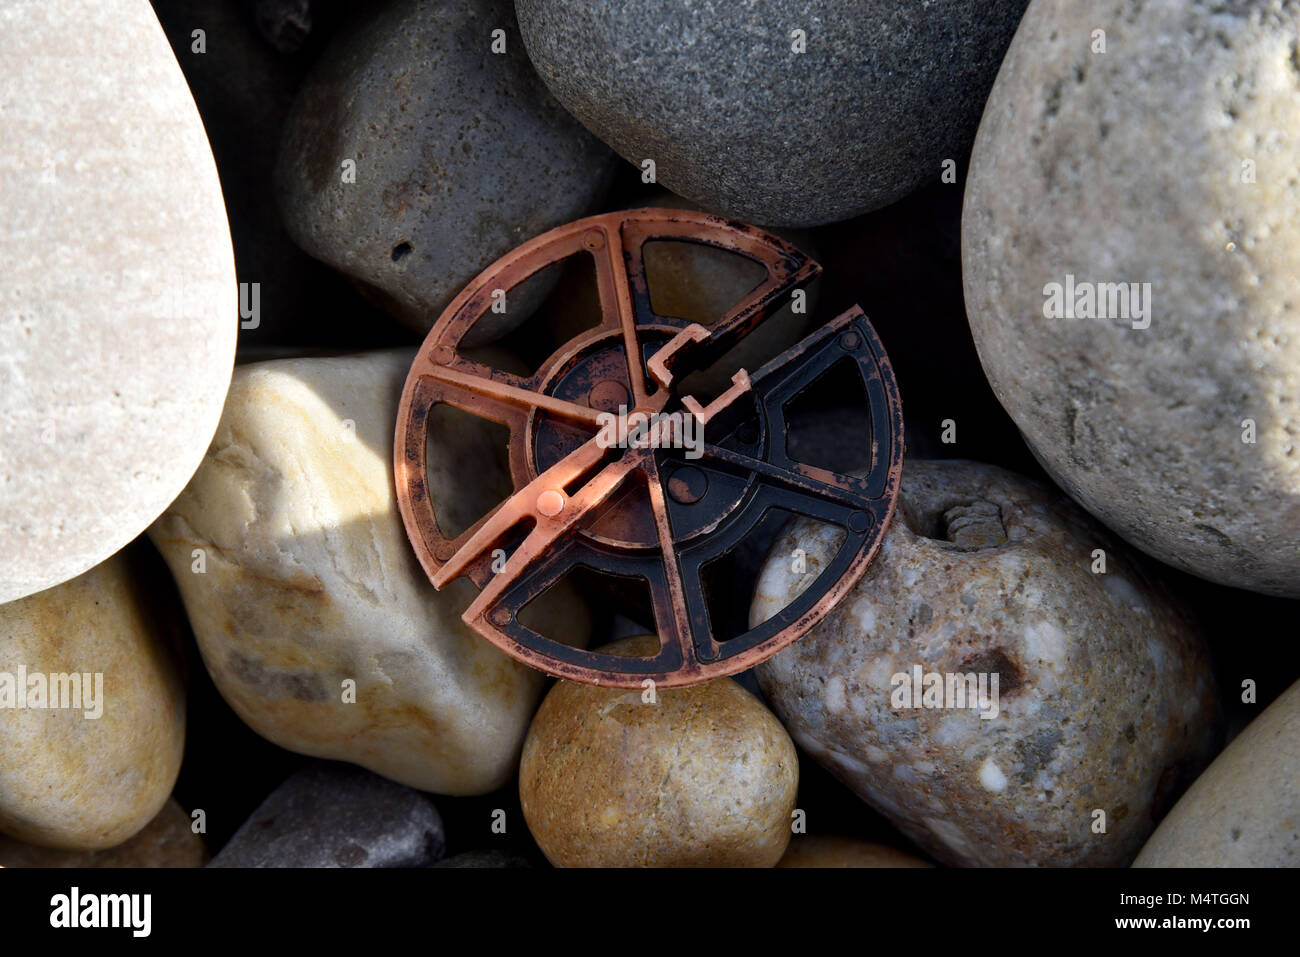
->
0;554;186;850
0;0;236;602
208;762;444;867
519;635;798;867
149;350;590;795
516;0;1029;226
1135;679;1300;867
963;0;1300;596
752;459;1221;866
275;0;616;340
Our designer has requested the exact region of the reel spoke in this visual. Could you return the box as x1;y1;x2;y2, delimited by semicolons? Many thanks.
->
643;453;708;668
590;222;653;407
695;445;875;534
422;363;604;432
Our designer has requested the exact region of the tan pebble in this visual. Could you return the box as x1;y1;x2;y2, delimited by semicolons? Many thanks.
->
520;635;798;867
0;554;186;849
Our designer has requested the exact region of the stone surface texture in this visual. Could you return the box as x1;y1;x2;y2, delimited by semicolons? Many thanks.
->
208;762;445;867
0;0;237;602
516;0;1030;226
520;635;798;867
0;799;206;868
752;459;1221;867
963;0;1300;596
276;0;616;339
149;350;589;796
1135;678;1300;867
0;554;186;850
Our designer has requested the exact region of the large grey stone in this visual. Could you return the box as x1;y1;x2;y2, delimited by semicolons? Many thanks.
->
962;0;1300;597
275;0;617;339
752;459;1221;867
209;762;444;867
515;0;1029;227
0;0;237;603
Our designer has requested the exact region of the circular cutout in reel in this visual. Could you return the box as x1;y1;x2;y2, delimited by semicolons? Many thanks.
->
394;209;903;688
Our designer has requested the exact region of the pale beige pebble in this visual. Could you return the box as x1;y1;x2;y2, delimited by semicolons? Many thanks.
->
0;799;207;868
0;0;237;603
0;554;186;850
962;0;1300;597
777;835;931;868
1135;679;1300;867
148;350;590;796
520;635;798;867
752;459;1221;867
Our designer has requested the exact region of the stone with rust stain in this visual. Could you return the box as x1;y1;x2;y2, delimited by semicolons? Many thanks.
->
777;835;931;868
0;799;206;867
752;459;1220;867
519;635;798;867
0;554;186;850
148;350;591;795
1134;678;1300;867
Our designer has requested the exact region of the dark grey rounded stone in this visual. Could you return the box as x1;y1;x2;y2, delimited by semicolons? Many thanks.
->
208;762;445;868
514;0;1029;227
275;0;617;339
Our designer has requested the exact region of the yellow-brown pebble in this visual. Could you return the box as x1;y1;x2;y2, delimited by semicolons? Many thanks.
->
520;636;798;867
0;553;185;850
0;799;206;868
777;835;931;868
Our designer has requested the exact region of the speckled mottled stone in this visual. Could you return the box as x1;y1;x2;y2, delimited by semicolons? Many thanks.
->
0;799;206;868
520;635;798;867
0;0;236;603
752;459;1220;867
963;0;1300;597
0;555;186;850
209;762;444;868
516;0;1029;227
275;0;616;340
148;350;591;795
777;835;931;868
1135;678;1300;867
